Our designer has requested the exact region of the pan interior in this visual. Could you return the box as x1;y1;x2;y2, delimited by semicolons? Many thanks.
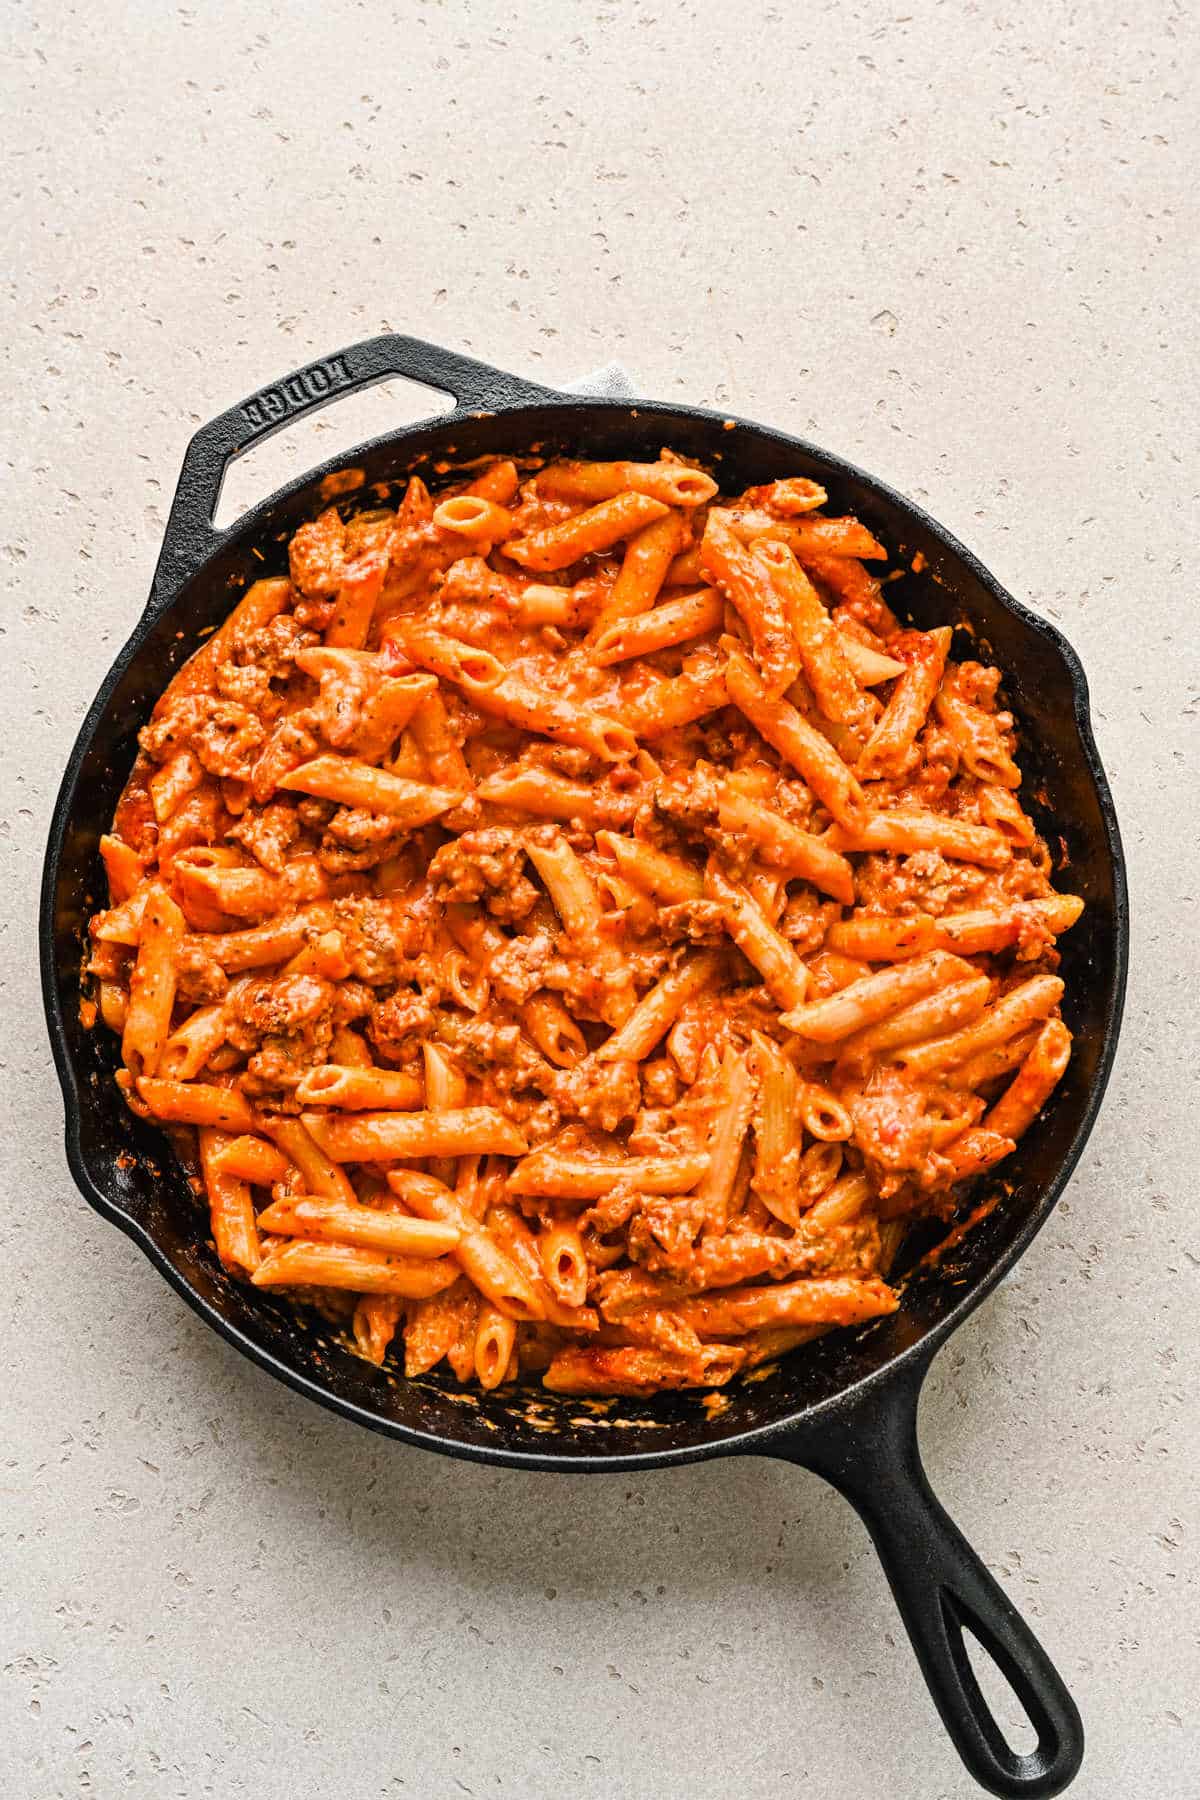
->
47;402;1123;1462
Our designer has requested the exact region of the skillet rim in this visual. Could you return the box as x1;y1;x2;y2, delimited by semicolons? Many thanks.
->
39;391;1130;1473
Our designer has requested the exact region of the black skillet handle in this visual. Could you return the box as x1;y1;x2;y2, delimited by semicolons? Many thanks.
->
149;334;564;606
771;1360;1084;1797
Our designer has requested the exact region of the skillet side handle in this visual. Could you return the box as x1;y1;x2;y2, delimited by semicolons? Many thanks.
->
772;1365;1083;1798
149;334;564;604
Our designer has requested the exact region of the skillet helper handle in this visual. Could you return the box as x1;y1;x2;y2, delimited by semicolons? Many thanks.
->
774;1368;1084;1798
149;333;563;604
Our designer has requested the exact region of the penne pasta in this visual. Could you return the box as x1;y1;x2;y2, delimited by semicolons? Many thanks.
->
90;886;150;947
258;1115;357;1207
405;688;473;791
422;1040;469;1184
977;782;1037;848
99;832;143;904
856;627;951;779
697;1048;755;1235
796;1082;854;1142
830;808;1011;868
950;1026;1043;1092
781;952;972;1043
934;686;1021;788
713;786;855;905
510;582;591;627
507;491;671;571
543;1343;745;1395
174;856;282;922
137;1077;255;1132
330;1025;375;1069
98;980;128;1033
352;1293;404;1366
324;546;389;649
255;1194;460;1258
520;991;587;1066
983;1018;1072;1141
617;657;730;736
487;1202;600;1330
198;1127;261;1274
896;975;1065;1076
701;510;802;698
525;831;636;1024
304;1108;529;1163
184;906;332;973
596;950;724;1063
663;542;705;587
936;1127;1016;1182
537;458;718;508
156;576;290;707
728;513;887;561
208;1133;291;1186
388;1171;545;1320
750;1034;803;1227
836;974;992;1064
725;646;867;828
466;459;520;506
705;869;809;1010
473;1303;517;1388
595;831;704;903
159;998;232;1083
804;1170;870;1229
934;895;1084;957
251;1241;460;1298
397;624;638;763
85;446;1083;1397
121;885;185;1079
671;1275;899;1336
148;749;204;824
824;914;938;961
836;633;906;686
590;509;689;634
752;540;875;733
354;674;439;762
477;765;633;828
591;586;724;665
743;476;828;516
508;1149;710;1199
432;495;513;542
278;755;462;823
539;1221;590;1309
294;1065;424;1111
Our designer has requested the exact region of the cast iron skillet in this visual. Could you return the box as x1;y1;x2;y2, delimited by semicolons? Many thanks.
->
40;335;1127;1798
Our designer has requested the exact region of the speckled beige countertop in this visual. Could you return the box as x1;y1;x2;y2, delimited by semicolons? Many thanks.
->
3;3;1198;1796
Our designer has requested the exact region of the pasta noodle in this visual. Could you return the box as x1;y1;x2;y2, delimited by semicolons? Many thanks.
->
85;449;1081;1394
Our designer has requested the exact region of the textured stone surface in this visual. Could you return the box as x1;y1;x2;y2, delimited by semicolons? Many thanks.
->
3;2;1197;1795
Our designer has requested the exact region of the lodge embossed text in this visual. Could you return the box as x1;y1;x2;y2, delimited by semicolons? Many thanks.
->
241;356;353;431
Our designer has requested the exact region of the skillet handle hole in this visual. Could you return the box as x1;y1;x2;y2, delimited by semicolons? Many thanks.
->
213;376;457;530
951;1605;1041;1761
